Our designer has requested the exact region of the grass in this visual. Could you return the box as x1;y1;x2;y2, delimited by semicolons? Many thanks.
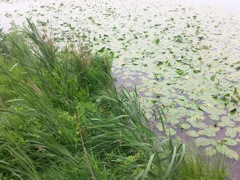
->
175;142;229;180
0;20;230;179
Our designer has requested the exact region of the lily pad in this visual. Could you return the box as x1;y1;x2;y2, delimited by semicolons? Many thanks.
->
204;127;217;137
180;123;190;130
197;130;205;136
221;116;235;127
187;130;199;137
205;147;217;156
196;137;211;146
222;138;237;146
225;127;237;138
209;114;219;121
190;121;207;129
166;127;176;136
216;145;239;160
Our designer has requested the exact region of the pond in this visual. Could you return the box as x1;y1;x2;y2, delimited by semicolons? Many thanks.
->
1;0;240;177
180;0;240;14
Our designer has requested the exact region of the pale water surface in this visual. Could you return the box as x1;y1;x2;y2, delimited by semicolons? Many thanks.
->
181;0;240;14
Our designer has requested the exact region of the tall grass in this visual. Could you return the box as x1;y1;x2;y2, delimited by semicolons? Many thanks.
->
76;86;186;179
0;19;114;179
0;20;229;179
175;143;229;180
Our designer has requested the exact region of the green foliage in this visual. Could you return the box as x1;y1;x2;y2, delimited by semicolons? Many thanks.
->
2;19;113;112
176;144;229;180
0;20;113;179
0;28;10;57
0;20;229;179
90;87;186;179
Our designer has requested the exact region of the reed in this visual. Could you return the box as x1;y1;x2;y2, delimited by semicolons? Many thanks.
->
0;20;229;179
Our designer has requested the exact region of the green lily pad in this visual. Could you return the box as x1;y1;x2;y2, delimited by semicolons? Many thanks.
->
196;137;211;146
225;127;237;138
145;112;152;120
205;147;217;156
220;116;235;127
209;114;219;121
223;138;237;146
216;145;239;160
180;123;190;130
174;35;183;43
221;116;235;127
190;121;207;129
197;130;205;136
167;128;176;136
156;124;164;132
210;139;217;146
169;118;180;125
187;130;199;137
204;127;217;137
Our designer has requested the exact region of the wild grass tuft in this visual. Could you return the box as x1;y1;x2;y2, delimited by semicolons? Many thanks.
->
175;143;230;180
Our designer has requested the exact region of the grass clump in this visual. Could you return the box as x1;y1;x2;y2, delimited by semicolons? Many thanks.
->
175;144;229;180
0;19;230;179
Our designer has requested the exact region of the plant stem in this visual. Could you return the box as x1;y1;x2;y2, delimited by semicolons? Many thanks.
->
74;112;96;180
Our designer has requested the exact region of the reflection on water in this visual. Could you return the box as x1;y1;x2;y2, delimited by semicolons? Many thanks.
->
0;1;29;32
180;0;240;14
0;16;11;32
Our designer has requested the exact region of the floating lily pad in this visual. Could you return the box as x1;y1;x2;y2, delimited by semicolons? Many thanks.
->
221;116;235;127
197;130;205;136
205;147;217;156
165;127;176;136
196;137;211;146
187;130;199;137
179;123;190;130
223;138;238;146
190;121;207;129
209;114;219;121
225;127;237;138
204;127;217;137
216;145;239;160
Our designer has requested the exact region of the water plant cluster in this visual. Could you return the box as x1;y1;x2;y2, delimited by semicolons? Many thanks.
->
0;20;230;179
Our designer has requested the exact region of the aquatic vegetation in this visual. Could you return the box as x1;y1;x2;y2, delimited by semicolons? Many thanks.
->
0;20;188;179
0;0;239;177
5;0;240;160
